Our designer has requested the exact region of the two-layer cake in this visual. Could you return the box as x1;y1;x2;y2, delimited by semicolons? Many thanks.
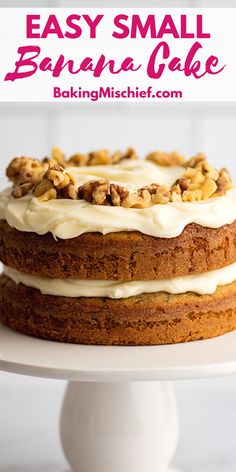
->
0;148;236;345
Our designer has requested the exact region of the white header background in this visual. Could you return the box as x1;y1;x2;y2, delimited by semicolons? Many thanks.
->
0;7;235;102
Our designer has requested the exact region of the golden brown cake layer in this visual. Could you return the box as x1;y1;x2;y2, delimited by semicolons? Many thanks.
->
1;220;236;280
1;274;236;345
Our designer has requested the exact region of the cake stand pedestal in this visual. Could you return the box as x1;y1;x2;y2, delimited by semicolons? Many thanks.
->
1;324;236;472
61;381;178;472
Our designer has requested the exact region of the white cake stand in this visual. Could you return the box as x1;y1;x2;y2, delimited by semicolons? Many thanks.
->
1;324;236;472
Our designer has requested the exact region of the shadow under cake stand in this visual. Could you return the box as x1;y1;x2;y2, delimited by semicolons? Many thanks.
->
1;324;236;472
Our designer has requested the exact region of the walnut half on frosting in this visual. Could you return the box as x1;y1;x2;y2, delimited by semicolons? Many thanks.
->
6;157;46;185
169;155;232;203
6;157;47;199
146;151;186;167
78;179;129;206
33;164;78;201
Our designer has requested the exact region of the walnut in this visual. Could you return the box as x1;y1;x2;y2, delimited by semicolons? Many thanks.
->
34;179;57;202
6;157;44;185
78;180;98;203
12;182;34;198
140;184;171;204
171;178;189;193
111;149;136;164
42;157;50;164
201;178;218;199
33;164;78;201
46;164;76;190
88;150;111;166
182;178;217;202
186;152;206;169
146;151;186;167
91;180;111;205
121;147;138;161
139;183;161;195
182;189;203;202
61;184;78;200
47;164;77;199
110;183;129;206
177;178;189;191
78;179;108;203
215;168;232;195
170;165;219;202
184;167;205;185
201;161;219;180
51;147;65;166
110;151;122;164
122;189;151;209
171;191;182;203
47;164;67;188
185;154;219;181
181;156;223;201
152;187;171;204
78;179;129;206
67;153;89;166
170;178;189;202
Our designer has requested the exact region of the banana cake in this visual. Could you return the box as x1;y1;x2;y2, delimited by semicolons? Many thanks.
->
0;148;236;345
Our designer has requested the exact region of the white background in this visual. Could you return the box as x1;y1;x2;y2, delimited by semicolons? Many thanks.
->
0;7;236;102
1;0;236;471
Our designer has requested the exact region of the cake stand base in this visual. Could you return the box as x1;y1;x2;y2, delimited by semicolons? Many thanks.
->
60;381;179;472
3;326;236;471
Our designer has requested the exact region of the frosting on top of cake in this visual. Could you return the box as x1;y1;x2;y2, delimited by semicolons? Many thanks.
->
4;261;236;298
0;156;235;240
68;160;184;189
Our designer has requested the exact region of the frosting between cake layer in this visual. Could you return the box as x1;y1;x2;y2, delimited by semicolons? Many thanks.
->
4;262;236;298
0;160;236;239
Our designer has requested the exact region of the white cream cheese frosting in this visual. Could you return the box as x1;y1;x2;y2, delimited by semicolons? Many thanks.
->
0;159;236;240
4;262;236;298
68;160;184;189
